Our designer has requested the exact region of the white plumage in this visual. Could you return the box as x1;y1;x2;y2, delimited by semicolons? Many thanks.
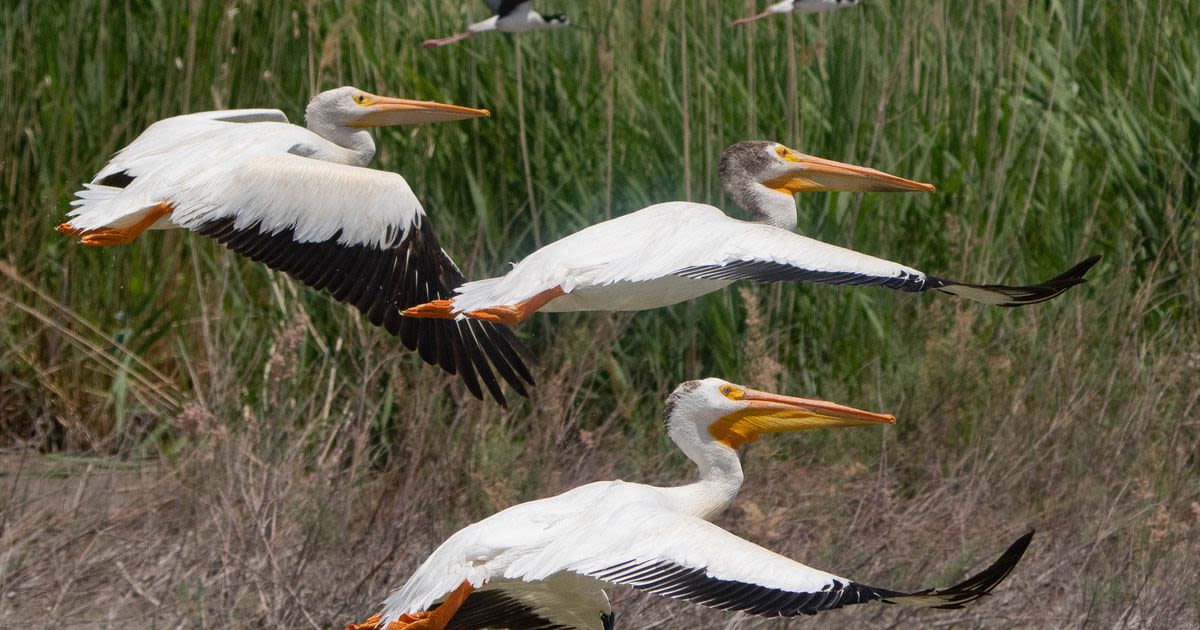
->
354;378;1033;630
60;87;536;405
405;142;1097;326
68;113;420;247
449;201;921;314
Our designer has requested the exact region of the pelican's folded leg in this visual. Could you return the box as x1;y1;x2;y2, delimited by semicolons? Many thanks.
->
59;203;172;247
401;299;457;319
403;286;566;326
465;286;565;325
347;581;475;630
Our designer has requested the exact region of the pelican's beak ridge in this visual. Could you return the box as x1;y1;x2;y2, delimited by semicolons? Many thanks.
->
765;147;936;194
350;96;490;128
709;388;895;449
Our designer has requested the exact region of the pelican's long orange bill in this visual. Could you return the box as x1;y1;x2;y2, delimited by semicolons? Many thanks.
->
351;97;490;127
766;147;936;194
742;388;897;425
709;388;895;449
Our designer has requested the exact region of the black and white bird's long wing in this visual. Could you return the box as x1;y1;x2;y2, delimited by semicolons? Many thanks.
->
172;154;534;404
485;0;532;18
670;221;1098;307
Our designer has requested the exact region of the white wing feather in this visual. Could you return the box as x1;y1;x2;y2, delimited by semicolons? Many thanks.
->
92;109;287;182
508;502;845;593
169;154;423;248
451;201;926;312
70;116;423;243
378;481;845;622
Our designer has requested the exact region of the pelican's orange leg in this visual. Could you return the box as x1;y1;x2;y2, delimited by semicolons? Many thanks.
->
59;203;172;247
347;614;383;630
347;581;475;630
401;299;458;320
464;286;566;325
403;286;565;326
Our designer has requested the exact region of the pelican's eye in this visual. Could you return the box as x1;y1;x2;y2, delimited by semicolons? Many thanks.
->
720;385;743;400
353;93;377;107
776;145;802;163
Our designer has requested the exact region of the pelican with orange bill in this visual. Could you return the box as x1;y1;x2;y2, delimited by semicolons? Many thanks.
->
348;378;1033;630
58;86;534;405
404;141;1098;327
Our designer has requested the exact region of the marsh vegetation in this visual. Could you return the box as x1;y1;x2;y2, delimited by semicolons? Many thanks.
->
1;1;1197;627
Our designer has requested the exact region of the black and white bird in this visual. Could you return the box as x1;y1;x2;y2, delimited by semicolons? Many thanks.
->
348;378;1034;630
59;86;534;405
403;141;1098;327
734;0;862;26
422;1;570;48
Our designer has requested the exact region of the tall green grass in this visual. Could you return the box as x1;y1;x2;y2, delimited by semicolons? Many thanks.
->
3;1;1196;420
1;1;1198;628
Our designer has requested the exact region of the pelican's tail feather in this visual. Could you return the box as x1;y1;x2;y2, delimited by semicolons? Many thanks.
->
63;180;161;232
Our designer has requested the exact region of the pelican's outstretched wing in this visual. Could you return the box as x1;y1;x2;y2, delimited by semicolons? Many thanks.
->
83;110;289;191
162;154;532;404
671;223;1098;307
367;483;1028;627
554;505;1033;617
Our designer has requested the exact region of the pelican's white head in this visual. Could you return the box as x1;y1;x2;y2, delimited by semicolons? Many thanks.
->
665;377;895;456
718;141;935;229
305;86;490;131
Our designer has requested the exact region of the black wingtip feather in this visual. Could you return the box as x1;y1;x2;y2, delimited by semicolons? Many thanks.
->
439;589;575;630
884;530;1034;609
194;217;534;405
592;531;1034;619
932;255;1100;307
676;259;927;292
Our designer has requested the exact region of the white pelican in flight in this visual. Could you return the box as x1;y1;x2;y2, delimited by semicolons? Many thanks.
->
404;141;1098;326
422;1;570;48
58;86;534;405
734;0;862;26
348;378;1033;630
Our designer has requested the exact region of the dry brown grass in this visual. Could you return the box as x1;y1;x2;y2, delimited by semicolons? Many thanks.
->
2;257;1197;629
2;1;1199;628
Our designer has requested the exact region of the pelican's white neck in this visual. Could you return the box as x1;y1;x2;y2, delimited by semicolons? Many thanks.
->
721;169;799;231
305;111;376;166
742;185;799;231
661;422;746;521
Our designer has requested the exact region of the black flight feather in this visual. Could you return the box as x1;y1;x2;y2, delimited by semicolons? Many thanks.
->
587;530;1033;618
194;216;535;405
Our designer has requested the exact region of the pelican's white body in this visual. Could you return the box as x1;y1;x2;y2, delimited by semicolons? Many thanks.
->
368;379;1030;626
449;202;925;314
64;106;423;249
377;379;849;628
